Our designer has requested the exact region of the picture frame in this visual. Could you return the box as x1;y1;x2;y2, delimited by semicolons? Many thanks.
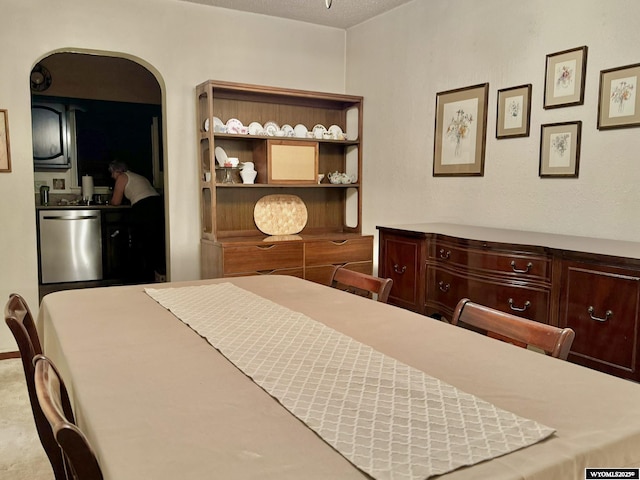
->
543;46;588;109
539;121;582;178
597;62;640;130
496;84;532;138
0;109;11;173
433;83;489;176
267;139;318;184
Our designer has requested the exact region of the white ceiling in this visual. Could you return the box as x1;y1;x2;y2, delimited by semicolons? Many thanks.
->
176;0;413;29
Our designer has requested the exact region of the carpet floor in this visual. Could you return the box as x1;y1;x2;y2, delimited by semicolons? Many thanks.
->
0;358;54;480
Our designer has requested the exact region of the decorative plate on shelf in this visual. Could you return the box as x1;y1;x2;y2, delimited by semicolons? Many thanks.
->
254;194;308;236
281;124;294;136
293;123;308;138
263;121;280;136
226;118;244;134
248;121;263;136
213;117;225;132
328;124;344;139
214;146;228;167
312;123;327;139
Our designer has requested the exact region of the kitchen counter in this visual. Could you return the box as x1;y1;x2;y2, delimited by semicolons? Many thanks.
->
36;204;132;210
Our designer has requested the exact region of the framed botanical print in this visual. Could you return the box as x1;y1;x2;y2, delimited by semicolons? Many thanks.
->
539;121;582;178
543;46;588;109
433;83;489;176
0;109;11;173
496;84;532;138
597;62;640;130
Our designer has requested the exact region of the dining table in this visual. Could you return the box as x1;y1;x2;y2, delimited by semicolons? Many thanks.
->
36;275;640;480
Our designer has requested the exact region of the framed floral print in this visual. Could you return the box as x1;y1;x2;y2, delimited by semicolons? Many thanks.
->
0;109;11;173
597;62;640;130
539;121;582;178
433;83;489;176
496;84;532;138
543;46;588;109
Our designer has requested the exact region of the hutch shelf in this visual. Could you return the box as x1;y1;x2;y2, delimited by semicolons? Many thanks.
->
197;80;372;284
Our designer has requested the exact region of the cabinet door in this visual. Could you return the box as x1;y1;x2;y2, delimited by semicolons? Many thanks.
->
32;103;70;169
379;232;425;313
102;211;132;281
560;261;640;380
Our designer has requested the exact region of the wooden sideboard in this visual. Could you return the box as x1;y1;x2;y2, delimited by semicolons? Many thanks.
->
377;223;640;382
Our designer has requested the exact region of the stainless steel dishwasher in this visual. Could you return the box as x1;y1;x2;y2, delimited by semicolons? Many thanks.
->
38;209;103;284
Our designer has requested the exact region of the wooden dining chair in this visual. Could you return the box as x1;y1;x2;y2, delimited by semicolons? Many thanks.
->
4;293;72;480
451;298;576;360
34;354;104;480
330;266;393;303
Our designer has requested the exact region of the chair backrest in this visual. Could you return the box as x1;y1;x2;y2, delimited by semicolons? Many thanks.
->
34;354;104;480
330;266;393;303
451;298;576;360
4;293;71;480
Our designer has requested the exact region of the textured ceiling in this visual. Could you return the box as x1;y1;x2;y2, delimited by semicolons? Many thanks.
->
177;0;413;29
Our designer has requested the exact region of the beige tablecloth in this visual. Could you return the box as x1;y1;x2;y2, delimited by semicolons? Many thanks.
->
37;276;640;480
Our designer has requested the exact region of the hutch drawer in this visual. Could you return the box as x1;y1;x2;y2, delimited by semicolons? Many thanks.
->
225;267;304;279
223;242;304;275
304;261;372;286
304;236;373;266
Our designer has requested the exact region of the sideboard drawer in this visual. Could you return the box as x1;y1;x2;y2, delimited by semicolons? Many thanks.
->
223;243;304;274
305;236;373;266
431;240;551;283
226;267;304;278
560;261;640;379
426;266;551;323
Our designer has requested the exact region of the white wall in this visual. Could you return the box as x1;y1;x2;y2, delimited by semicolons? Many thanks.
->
0;0;346;351
347;0;640;256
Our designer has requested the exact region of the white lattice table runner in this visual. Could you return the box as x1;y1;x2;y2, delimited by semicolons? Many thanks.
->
145;283;554;480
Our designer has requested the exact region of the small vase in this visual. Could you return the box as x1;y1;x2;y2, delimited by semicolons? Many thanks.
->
240;169;257;184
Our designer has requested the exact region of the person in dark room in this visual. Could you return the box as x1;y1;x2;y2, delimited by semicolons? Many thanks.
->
108;160;165;282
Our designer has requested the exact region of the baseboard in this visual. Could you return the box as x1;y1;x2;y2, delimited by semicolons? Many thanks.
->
0;351;20;360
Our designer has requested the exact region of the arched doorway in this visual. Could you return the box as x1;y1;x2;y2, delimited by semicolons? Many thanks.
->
32;51;167;298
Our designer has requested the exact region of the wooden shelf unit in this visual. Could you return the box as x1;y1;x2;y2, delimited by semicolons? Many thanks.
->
197;80;372;282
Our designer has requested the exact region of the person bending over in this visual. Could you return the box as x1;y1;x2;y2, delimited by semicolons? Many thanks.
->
109;160;165;282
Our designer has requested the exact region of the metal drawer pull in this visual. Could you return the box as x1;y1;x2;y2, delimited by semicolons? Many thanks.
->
331;240;349;245
508;298;531;312
587;306;613;322
438;281;450;292
439;249;450;259
510;261;533;273
393;264;407;274
256;245;277;250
